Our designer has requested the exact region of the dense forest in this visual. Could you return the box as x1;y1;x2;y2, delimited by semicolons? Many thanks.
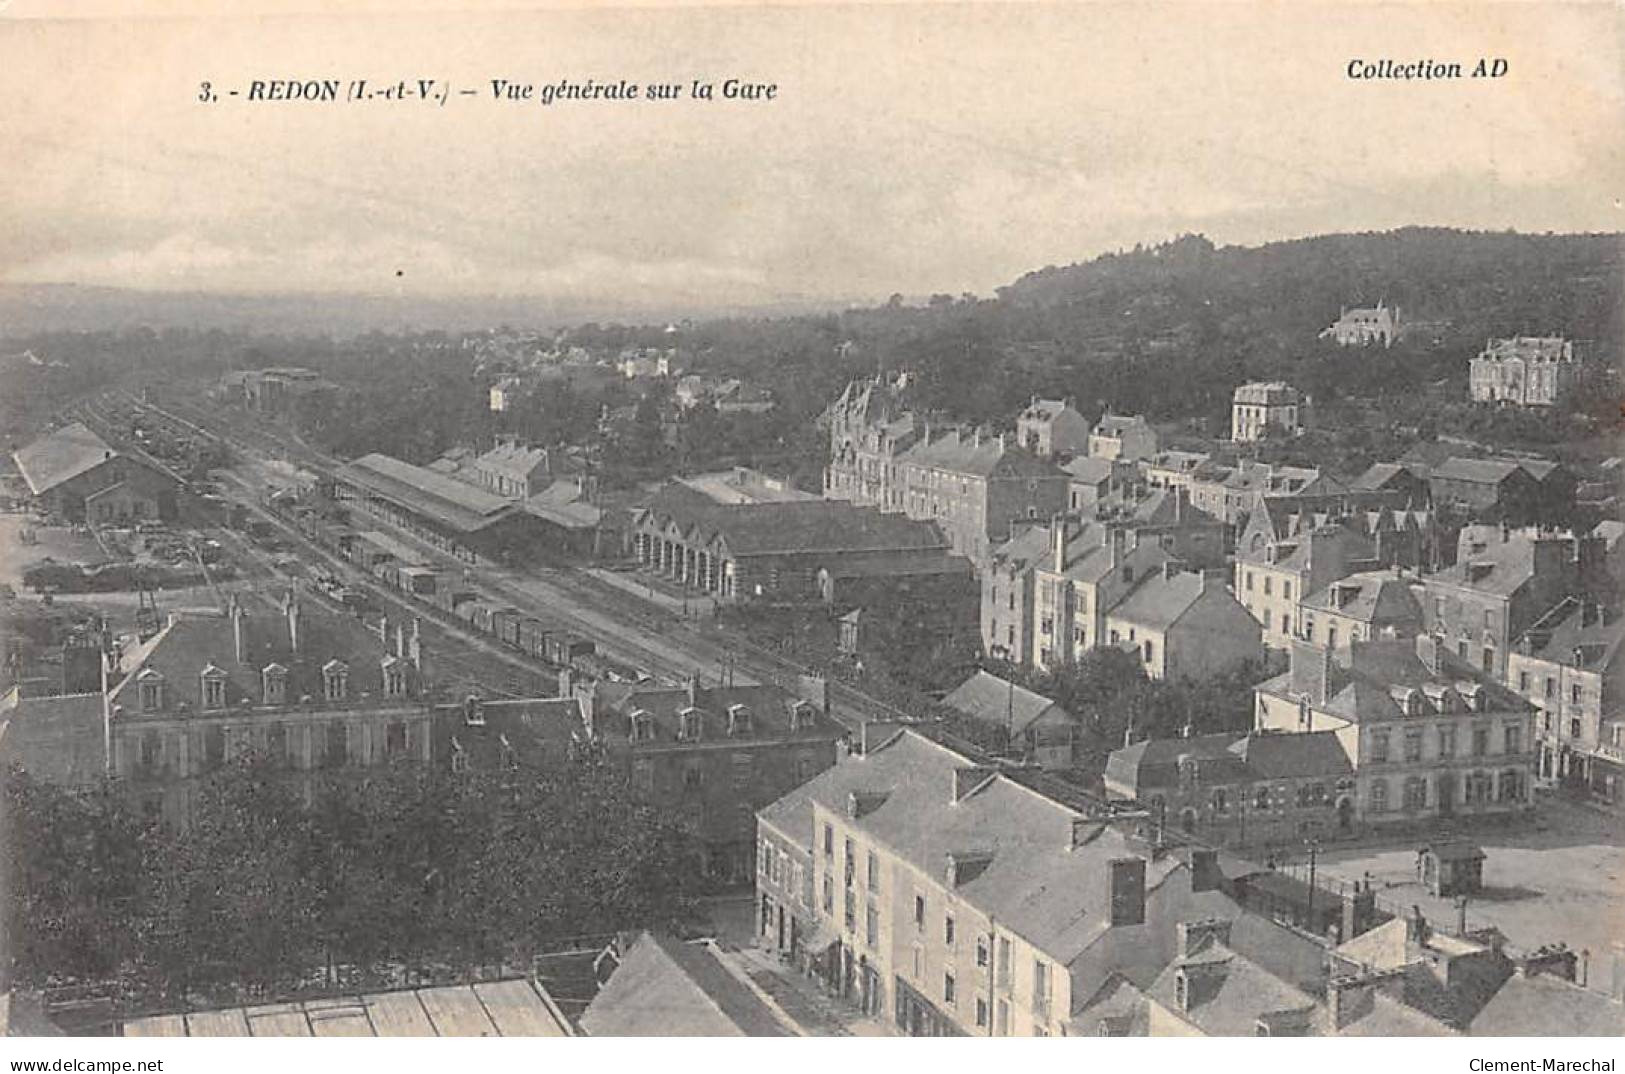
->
1;755;696;1007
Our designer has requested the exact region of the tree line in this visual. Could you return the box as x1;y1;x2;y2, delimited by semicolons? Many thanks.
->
1;754;698;1010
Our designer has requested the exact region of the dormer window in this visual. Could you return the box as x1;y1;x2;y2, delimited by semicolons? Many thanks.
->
261;663;288;706
727;704;753;737
323;659;349;702
200;664;227;711
381;656;406;698
629;709;655;743
788;701;813;733
137;668;165;712
678;707;704;742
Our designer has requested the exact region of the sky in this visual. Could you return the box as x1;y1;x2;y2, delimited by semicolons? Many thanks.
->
2;1;1622;312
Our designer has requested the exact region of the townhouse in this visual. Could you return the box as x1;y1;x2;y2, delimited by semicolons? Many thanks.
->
1252;637;1538;830
1015;398;1091;459
1507;597;1623;806
896;428;1071;566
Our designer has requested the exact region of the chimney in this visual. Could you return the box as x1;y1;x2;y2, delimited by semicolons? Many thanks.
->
1342;877;1378;940
1163;560;1179;582
1176;918;1232;957
1415;634;1443;675
394;620;407;659
1107;857;1147;926
232;598;248;665
286;592;302;655
1109;525;1126;568
685;672;701;708
1189;847;1222;893
1289;640;1334;704
1051;515;1067;572
1327;973;1379;1030
1405;905;1430;947
1454;894;1469;937
952;764;996;802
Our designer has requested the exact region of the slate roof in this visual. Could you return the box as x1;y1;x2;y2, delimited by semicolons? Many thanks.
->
1063;456;1117;484
1300;570;1422;625
1231;731;1353;780
474;442;559;484
106;595;412;718
1515;596;1624;672
1108;570;1209;630
1104;730;1350;796
590;682;841;747
579;933;793;1037
636;484;949;558
1432;457;1527;486
1352;462;1418;491
1257;638;1528;724
759;729;1184;965
901;428;1063;479
1092;414;1150;440
12;422;116;496
1469;972;1625;1036
1021;398;1072;422
335;454;514;533
942;670;1069;735
432;697;586;771
0;691;106;786
1143;936;1320;1036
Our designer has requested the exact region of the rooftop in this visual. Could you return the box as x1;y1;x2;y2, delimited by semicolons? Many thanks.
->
336;453;514;533
122;978;571;1037
578;933;795;1037
12;422;116;496
942;670;1069;735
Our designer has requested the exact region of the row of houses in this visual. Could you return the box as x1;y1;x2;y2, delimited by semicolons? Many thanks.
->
751;725;1620;1036
0;588;848;884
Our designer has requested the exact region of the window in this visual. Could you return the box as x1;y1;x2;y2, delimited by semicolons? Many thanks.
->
1283;581;1292;601
1504;726;1522;754
1572;683;1583;706
1545;677;1556;699
865;905;879;948
1437;727;1456;758
844;838;855;887
1263;576;1273;596
976;937;989;969
731;751;753;789
867;850;880;893
325;721;348;768
1571;717;1583;739
1032;958;1050;1017
1369;730;1390;764
1499;768;1523;802
1211;788;1229;813
633;758;654;793
944;973;957;1007
683;765;704;791
996;999;1010;1035
1402;776;1427;811
201;669;226;710
914;894;925;929
386;720;407;757
1472;726;1489;757
1327;625;1338;649
976;997;989;1028
1254;786;1271;810
1518;671;1529;692
1368;778;1388;812
1143;640;1154;664
822;874;833;914
323;661;348;702
945;915;956;947
823;823;834;859
1245;571;1254;592
1404;730;1423;763
843;888;855;931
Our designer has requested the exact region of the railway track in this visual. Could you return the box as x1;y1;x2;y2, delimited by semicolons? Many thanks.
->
130;393;919;731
